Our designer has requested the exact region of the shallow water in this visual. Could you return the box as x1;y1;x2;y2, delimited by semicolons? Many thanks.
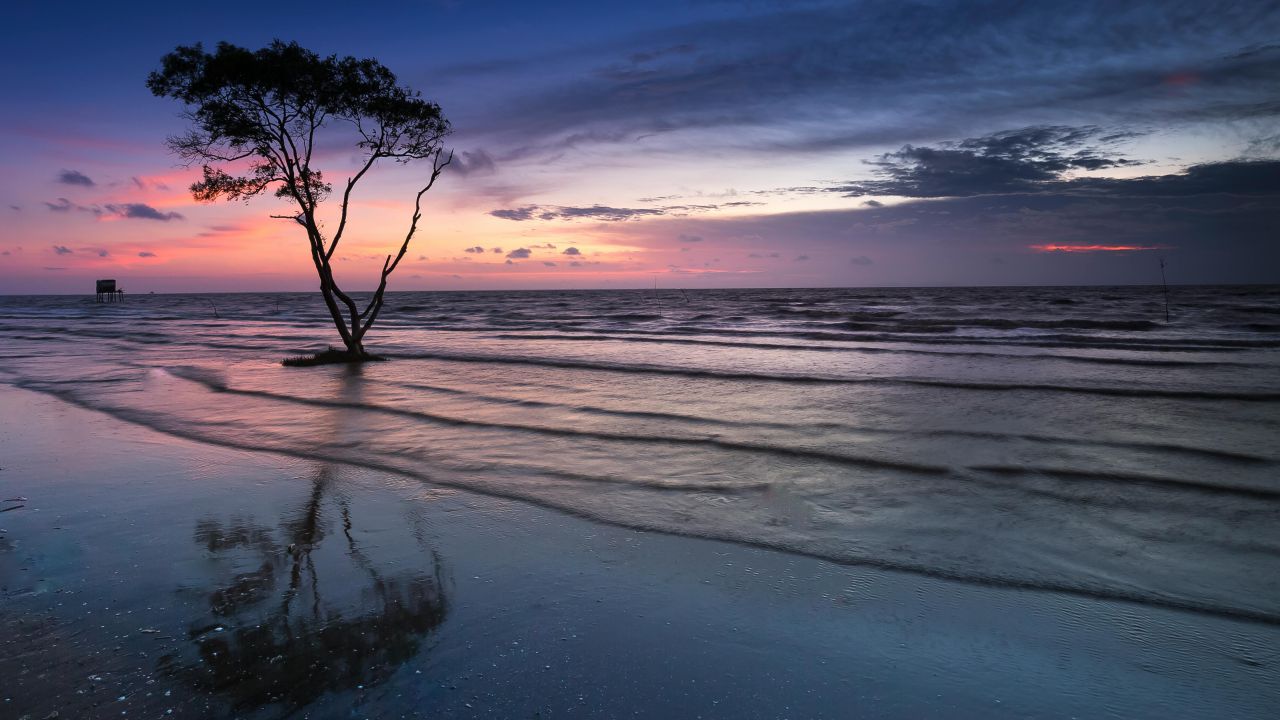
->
2;285;1278;625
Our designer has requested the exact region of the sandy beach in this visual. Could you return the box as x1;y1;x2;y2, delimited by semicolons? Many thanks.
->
3;379;1278;719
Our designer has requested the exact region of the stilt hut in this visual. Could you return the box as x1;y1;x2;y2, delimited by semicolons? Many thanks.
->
95;279;124;302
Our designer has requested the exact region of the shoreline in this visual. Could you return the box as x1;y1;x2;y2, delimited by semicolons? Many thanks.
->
2;383;1278;718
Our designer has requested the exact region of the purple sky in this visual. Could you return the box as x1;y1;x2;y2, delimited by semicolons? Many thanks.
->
2;0;1278;293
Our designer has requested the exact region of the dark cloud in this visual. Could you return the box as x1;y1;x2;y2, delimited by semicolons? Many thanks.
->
862;200;884;208
840;127;1280;201
570;261;582;267
450;149;497;177
464;245;485;253
506;247;532;259
679;233;703;243
794;255;810;261
138;251;157;257
490;247;503;254
461;2;1280;161
44;198;77;212
490;201;761;222
543;261;557;267
554;205;665;221
57;169;94;187
103;203;184;221
51;245;72;255
622;155;1280;284
839;126;1140;198
490;206;537;221
97;249;109;257
44;198;184;221
562;247;582;255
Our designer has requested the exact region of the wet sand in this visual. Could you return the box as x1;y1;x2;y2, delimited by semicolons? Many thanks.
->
1;384;1277;719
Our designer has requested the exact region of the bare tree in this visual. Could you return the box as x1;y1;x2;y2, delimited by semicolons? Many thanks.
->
148;40;451;360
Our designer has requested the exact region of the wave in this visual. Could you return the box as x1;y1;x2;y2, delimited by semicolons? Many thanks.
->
969;465;1280;501
10;379;1280;628
389;351;1280;401
490;333;1255;368
381;379;1272;464
157;367;953;475
541;324;1277;352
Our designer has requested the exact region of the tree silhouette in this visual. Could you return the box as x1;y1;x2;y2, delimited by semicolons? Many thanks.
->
148;41;451;359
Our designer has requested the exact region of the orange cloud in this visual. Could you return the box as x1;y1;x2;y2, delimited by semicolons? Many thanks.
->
1030;244;1166;253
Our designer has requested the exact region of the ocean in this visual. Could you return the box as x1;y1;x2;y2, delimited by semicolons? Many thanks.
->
2;284;1278;629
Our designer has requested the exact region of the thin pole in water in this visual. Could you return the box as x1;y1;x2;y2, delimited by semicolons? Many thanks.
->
1159;257;1170;323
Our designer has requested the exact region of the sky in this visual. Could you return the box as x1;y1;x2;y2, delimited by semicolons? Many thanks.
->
1;0;1278;293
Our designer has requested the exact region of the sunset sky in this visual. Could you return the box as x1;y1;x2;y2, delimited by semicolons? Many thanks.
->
1;0;1277;293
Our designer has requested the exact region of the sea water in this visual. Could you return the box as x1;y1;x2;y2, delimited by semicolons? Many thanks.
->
2;285;1277;624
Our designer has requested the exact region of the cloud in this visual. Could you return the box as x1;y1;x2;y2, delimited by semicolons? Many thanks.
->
44;197;77;212
464;245;485;253
570;261;582;267
44;198;184;221
506;247;532;259
103;203;184;221
678;233;703;243
1030;244;1164;253
450;149;497;177
543;261;557;267
490;201;761;223
793;255;810;261
57;169;94;187
490;206;537;221
138;251;156;257
839;128;1280;203
97;249;109;257
51;245;73;255
462;2;1280;162
490;247;503;254
601;154;1280;283
838;126;1140;198
562;246;582;255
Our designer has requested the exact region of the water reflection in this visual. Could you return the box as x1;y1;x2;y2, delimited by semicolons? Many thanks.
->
161;367;447;714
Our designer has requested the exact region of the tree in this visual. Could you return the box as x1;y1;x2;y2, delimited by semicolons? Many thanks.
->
148;41;451;360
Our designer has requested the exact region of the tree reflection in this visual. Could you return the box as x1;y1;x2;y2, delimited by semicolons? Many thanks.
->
161;462;447;713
